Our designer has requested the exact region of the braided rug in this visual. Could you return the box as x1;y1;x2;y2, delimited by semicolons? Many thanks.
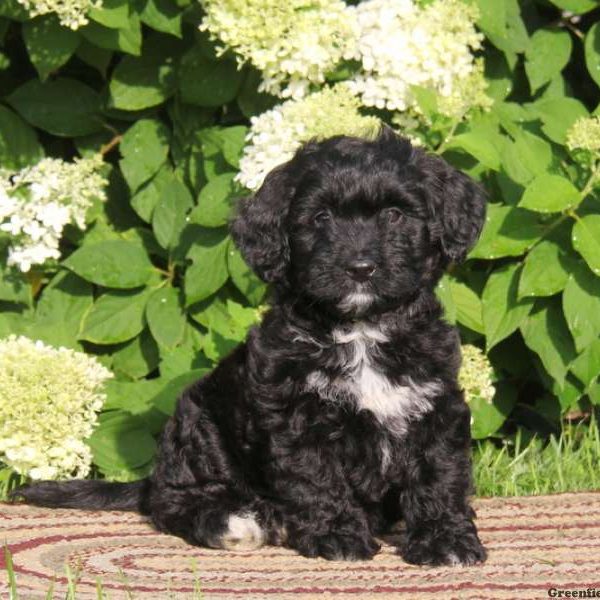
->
1;492;599;599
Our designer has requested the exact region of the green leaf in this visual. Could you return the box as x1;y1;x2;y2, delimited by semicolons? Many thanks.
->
189;173;237;228
152;177;194;249
81;14;142;56
0;0;28;20
109;38;178;110
159;341;211;379
470;204;544;259
500;131;552;186
104;378;164;413
64;240;155;289
589;382;600;405
519;232;578;299
478;0;528;54
22;15;80;81
140;0;182;37
469;382;516;439
190;296;250;339
552;374;585;412
120;119;170;193
445;131;501;171
75;40;113;76
448;279;483;333
525;29;572;93
0;266;29;305
435;275;456;324
219;126;247;169
570;338;600;390
178;47;243;107
112;329;160;380
184;231;230;306
88;411;157;472
0;105;42;169
237;68;278;118
146;286;186;348
585;22;600;89
572;215;600;276
89;0;130;29
35;271;92;340
80;288;151;344
482;263;533;350
521;297;577;388
475;0;506;44
130;165;172;222
227;242;267;306
150;369;210;415
532;97;588;144
519;174;581;213
549;0;598;13
562;262;600;353
7;78;102;137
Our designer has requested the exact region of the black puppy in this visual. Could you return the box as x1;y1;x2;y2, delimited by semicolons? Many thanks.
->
14;128;487;566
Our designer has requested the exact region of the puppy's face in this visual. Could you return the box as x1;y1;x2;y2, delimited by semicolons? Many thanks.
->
287;173;436;316
232;130;486;318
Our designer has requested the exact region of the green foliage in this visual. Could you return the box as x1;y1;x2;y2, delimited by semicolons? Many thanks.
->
1;0;600;484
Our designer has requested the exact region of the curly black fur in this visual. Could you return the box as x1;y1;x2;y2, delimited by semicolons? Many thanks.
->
14;129;487;566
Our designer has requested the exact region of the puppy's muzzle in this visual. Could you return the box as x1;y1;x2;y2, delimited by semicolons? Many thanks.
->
346;259;376;282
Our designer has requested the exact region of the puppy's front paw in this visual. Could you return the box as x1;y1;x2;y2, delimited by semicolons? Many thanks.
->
401;520;486;566
293;531;380;561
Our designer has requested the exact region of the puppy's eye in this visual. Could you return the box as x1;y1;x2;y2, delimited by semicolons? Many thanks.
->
384;208;404;224
314;211;331;225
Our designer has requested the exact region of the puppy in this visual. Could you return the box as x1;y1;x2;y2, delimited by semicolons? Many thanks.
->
14;128;487;566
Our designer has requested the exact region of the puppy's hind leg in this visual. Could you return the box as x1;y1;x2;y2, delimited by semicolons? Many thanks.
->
147;367;278;551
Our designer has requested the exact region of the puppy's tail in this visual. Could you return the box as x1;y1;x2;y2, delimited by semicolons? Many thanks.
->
10;479;150;513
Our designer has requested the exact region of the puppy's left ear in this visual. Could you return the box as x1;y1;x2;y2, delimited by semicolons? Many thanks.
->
420;154;487;264
230;163;293;284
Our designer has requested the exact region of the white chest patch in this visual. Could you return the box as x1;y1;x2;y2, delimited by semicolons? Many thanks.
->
304;322;441;436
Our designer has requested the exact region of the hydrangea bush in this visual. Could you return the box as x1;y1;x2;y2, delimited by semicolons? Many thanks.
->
0;335;111;479
0;0;599;484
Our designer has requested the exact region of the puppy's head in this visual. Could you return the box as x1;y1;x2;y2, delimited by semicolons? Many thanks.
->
231;128;485;317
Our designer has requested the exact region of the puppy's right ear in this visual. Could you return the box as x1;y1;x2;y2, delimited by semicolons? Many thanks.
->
231;163;293;284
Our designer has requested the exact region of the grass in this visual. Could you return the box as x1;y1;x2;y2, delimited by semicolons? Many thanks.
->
473;417;600;497
2;421;599;598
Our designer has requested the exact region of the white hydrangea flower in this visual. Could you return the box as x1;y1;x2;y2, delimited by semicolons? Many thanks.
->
17;0;103;30
0;155;107;272
0;336;112;480
566;116;600;153
459;344;495;405
348;0;487;115
199;0;360;99
237;85;380;191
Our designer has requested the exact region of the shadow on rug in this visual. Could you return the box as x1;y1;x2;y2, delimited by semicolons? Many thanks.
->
2;492;600;599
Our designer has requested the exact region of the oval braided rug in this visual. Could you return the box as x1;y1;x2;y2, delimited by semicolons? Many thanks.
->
1;492;600;600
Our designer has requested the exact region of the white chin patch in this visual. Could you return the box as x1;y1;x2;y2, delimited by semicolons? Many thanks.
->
220;513;265;551
339;292;376;312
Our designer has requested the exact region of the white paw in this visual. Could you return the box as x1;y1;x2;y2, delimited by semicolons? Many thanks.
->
220;513;265;551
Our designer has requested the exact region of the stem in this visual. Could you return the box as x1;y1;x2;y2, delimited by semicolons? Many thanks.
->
563;20;584;40
435;118;462;155
579;161;600;200
100;134;123;157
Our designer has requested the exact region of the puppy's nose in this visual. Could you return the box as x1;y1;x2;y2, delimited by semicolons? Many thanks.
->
346;260;376;282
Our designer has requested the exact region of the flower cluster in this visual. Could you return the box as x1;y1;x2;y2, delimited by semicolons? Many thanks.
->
0;336;112;480
348;0;487;115
200;0;359;99
17;0;103;30
236;85;380;190
459;344;495;404
566;116;600;154
0;155;107;272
